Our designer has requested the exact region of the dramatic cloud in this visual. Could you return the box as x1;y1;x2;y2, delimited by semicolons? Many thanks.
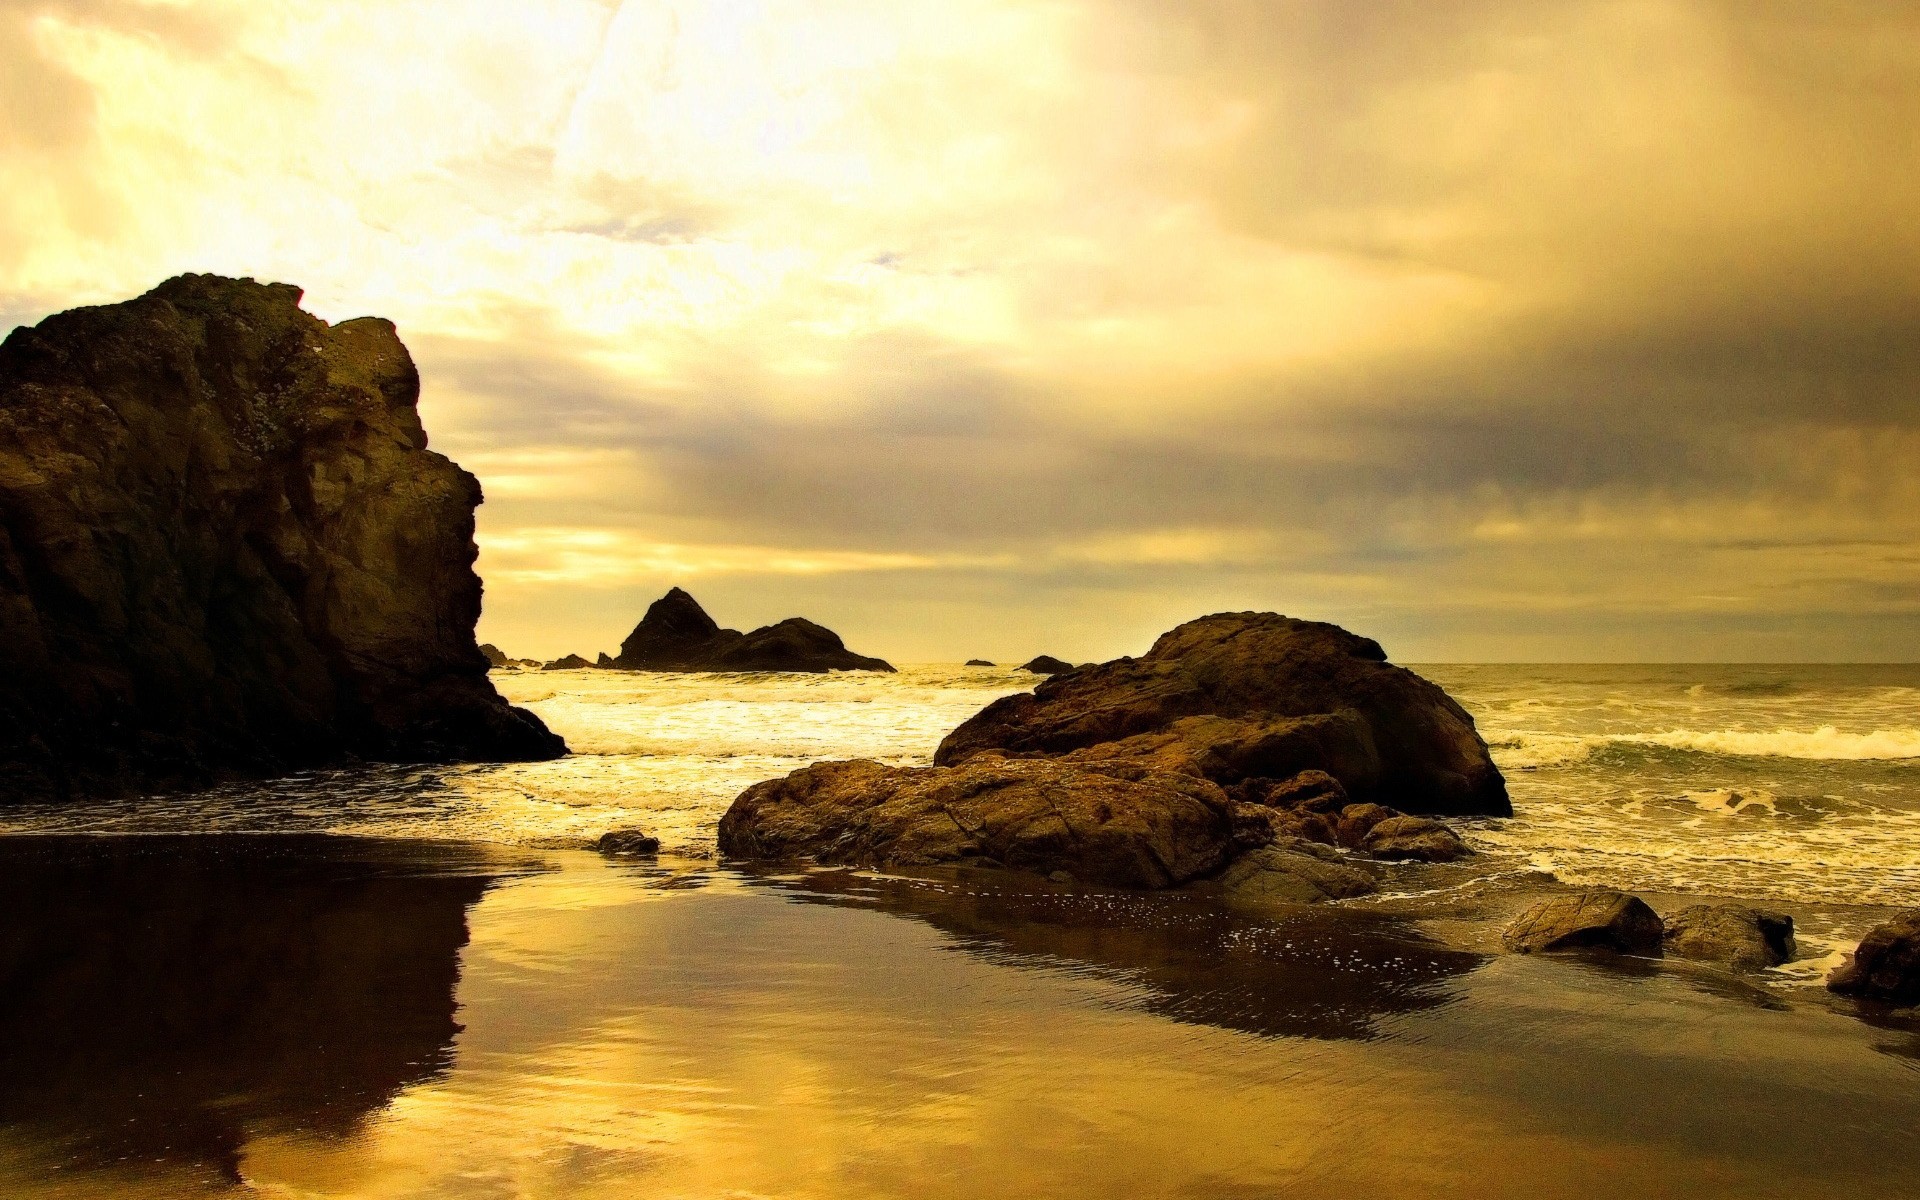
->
4;0;1916;660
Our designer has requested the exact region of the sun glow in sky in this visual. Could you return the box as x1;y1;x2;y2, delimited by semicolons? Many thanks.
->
5;0;1918;660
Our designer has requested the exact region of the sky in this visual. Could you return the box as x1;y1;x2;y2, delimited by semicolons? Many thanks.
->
3;0;1917;662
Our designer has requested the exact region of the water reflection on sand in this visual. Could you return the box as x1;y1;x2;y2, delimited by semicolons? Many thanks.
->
2;837;1917;1198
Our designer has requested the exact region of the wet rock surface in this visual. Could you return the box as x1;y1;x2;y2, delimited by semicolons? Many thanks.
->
1214;842;1381;905
938;612;1508;816
0;275;564;800
598;830;661;856
1503;891;1665;956
609;587;894;673
1362;815;1473;863
1828;911;1920;1005
1663;904;1794;971
718;756;1238;889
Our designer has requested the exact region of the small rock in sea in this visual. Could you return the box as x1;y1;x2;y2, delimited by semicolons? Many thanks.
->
1362;815;1472;863
1503;891;1664;956
596;652;616;668
543;653;595;671
966;659;997;667
1214;843;1379;905
1663;904;1794;971
1827;910;1920;1004
598;830;661;856
480;643;510;668
1019;655;1076;675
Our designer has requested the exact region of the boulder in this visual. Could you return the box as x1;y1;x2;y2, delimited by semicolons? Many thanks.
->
1503;892;1665;955
965;659;996;667
717;756;1239;889
1827;911;1920;1005
1335;803;1396;848
597;830;661;856
1214;842;1380;905
1361;815;1472;863
542;654;594;671
1020;655;1076;675
608;588;894;673
0;275;564;800
937;612;1508;816
1662;905;1794;971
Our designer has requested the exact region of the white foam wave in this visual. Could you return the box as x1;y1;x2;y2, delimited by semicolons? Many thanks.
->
1491;725;1920;766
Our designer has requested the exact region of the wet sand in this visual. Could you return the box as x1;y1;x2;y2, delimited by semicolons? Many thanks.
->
1;834;1914;1198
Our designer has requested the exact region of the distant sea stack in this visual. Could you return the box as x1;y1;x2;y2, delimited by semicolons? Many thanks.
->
0;275;565;801
609;588;894;673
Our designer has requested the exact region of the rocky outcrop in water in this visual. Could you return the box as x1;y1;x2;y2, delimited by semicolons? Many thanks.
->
1663;904;1794;971
1020;655;1075;675
0;275;565;800
608;587;894;673
1828;911;1920;1004
542;654;595;671
941;612;1508;817
1502;892;1665;955
719;611;1500;889
965;659;996;667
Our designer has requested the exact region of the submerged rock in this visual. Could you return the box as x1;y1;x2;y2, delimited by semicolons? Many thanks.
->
718;756;1238;889
1502;891;1665;956
1827;911;1920;1005
1019;655;1076;675
938;612;1508;816
0;274;564;800
1214;843;1380;905
598;830;661;856
1663;905;1794;971
608;587;894;673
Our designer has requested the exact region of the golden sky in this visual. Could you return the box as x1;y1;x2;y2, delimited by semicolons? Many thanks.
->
4;0;1918;660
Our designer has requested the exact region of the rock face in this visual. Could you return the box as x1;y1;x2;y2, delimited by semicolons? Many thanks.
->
608;587;894;673
1020;655;1076;675
1502;892;1665;956
1663;905;1794;971
939;612;1508;816
1827;911;1920;1005
0;275;565;800
718;756;1239;889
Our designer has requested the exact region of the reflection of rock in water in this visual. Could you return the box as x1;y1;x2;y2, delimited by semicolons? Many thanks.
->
0;835;518;1185
758;867;1486;1041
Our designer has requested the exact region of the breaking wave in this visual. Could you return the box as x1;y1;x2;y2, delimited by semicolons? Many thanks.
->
1493;725;1920;767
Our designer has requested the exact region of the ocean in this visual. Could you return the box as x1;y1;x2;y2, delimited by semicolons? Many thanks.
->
2;663;1917;1197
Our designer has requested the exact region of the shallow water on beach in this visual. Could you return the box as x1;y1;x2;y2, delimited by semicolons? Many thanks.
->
3;662;1919;1197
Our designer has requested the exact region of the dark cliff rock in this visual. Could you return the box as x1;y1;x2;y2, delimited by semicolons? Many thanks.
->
609;587;894;673
542;654;595;671
0;274;564;800
938;612;1507;816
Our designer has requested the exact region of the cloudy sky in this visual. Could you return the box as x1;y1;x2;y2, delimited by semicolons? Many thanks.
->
4;0;1917;661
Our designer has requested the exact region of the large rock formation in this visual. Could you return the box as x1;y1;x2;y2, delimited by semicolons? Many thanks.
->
938;612;1508;816
718;611;1504;888
608;587;894;673
0;275;565;800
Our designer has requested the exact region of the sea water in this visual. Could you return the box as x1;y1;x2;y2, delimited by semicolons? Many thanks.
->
9;662;1918;910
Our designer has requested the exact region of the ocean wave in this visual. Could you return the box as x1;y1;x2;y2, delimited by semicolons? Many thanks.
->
1491;725;1920;766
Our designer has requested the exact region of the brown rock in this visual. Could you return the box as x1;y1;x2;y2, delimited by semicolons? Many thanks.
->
542;654;595;671
1502;891;1665;955
1251;769;1349;812
1336;803;1397;848
717;756;1238;889
1213;843;1380;905
1662;905;1794;971
936;612;1508;816
1020;655;1076;675
1362;815;1472;863
609;587;893;673
598;830;661;856
0;275;564;799
1827;911;1920;1004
